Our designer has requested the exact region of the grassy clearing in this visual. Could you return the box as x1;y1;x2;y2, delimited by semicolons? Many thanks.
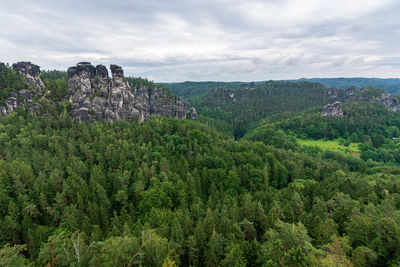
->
296;138;361;155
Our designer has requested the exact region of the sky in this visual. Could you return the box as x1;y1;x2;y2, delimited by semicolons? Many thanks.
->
0;0;399;82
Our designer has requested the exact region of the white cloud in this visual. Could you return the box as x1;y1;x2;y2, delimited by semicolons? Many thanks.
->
0;0;399;81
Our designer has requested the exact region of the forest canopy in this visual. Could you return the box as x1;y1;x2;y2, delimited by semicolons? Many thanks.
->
0;112;400;266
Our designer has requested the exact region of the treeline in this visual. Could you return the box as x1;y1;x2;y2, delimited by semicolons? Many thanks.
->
163;81;244;99
297;77;400;95
0;114;400;266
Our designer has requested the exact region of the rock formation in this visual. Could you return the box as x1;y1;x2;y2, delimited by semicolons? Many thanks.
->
12;62;47;94
0;61;197;122
345;87;357;96
240;82;255;90
0;62;45;115
321;101;343;117
326;88;341;98
373;94;400;112
67;62;197;122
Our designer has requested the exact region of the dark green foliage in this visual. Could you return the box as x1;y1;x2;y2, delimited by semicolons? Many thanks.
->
2;70;400;266
191;81;332;137
0;113;399;266
247;101;400;164
126;77;167;91
40;70;67;80
297;77;400;95
163;81;244;99
0;64;27;105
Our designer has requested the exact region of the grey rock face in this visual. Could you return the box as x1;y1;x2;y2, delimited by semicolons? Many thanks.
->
12;62;46;94
321;101;343;117
373;94;400;112
0;62;45;115
1;61;196;121
67;62;197;123
0;93;18;115
0;90;38;116
149;87;197;119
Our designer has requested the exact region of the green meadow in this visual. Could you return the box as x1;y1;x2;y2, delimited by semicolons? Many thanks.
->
296;138;361;155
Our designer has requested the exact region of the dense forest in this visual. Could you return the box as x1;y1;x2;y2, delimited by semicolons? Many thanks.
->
296;78;400;96
1;67;400;266
164;78;400;100
190;81;333;137
1;113;400;266
163;81;244;99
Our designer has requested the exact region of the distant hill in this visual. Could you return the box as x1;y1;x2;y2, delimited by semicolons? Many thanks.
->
190;81;336;137
295;77;400;95
163;78;400;99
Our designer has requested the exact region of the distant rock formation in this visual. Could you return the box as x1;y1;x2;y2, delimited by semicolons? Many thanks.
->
12;62;47;94
67;62;197;122
321;101;343;117
345;87;357;96
240;82;255;90
373;94;400;112
0;62;45;115
326;88;342;98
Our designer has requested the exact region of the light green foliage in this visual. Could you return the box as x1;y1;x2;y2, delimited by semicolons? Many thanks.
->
296;138;361;154
0;244;30;267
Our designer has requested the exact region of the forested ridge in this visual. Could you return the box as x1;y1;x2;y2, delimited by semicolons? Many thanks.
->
1;69;400;266
190;81;333;137
164;78;400;100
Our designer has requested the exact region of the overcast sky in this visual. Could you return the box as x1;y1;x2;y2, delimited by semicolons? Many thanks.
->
0;0;399;82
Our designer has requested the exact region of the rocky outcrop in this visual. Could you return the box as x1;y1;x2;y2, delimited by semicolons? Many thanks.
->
345;87;357;96
373;94;400;112
0;93;18;115
1;61;197;122
321;101;343;117
67;62;197;123
325;87;346;99
0;90;39;116
12;62;46;95
0;62;45;115
149;87;197;119
240;82;255;90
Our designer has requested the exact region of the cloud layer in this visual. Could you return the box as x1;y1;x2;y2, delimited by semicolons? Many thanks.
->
0;0;399;81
